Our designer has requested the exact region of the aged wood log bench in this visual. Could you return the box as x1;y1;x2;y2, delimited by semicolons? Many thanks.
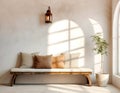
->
10;68;92;86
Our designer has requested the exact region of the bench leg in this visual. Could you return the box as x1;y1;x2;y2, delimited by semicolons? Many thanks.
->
84;74;92;86
10;74;17;86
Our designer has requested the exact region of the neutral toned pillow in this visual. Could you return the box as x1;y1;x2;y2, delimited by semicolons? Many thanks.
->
52;57;57;68
70;53;81;68
52;54;65;68
62;52;80;68
33;55;52;68
20;52;40;68
63;53;70;68
21;52;33;68
56;54;65;68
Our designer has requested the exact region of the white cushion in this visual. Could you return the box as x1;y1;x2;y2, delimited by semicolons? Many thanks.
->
64;53;70;68
21;52;33;68
11;68;92;73
71;53;81;68
64;53;81;68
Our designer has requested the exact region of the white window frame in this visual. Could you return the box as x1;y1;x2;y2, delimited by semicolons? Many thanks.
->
118;11;120;75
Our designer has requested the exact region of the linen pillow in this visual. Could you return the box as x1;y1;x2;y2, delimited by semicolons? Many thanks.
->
20;52;40;68
33;55;52;69
21;52;33;68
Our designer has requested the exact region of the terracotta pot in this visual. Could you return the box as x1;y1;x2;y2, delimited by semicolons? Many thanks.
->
96;73;109;87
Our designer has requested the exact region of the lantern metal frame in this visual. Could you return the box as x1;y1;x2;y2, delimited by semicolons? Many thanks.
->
45;6;52;23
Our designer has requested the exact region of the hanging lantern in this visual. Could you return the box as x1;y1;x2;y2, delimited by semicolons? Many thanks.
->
45;6;52;23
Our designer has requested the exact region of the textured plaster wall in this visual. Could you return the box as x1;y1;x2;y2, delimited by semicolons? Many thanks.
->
0;0;112;84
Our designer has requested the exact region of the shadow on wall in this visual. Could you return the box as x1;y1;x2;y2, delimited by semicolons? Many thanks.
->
15;53;22;68
0;53;21;85
0;71;11;85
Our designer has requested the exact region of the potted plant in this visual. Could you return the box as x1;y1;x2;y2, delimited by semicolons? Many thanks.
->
92;33;109;87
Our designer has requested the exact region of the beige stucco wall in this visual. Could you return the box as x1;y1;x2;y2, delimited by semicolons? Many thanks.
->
0;0;112;84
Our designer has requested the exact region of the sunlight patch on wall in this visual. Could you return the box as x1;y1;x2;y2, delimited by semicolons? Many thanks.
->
48;42;69;54
89;18;103;35
70;48;85;56
70;28;84;39
48;31;68;45
89;18;103;73
49;20;69;33
70;20;79;28
48;19;84;55
48;19;85;67
70;38;84;50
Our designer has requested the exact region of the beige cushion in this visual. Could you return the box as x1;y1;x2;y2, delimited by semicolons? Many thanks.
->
64;53;70;68
52;57;57;68
63;52;80;68
33;55;52;69
71;53;81;68
20;52;40;68
56;54;65;68
21;52;33;68
11;68;93;73
52;54;65;68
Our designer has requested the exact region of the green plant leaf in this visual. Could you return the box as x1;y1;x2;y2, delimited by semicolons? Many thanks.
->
91;33;108;55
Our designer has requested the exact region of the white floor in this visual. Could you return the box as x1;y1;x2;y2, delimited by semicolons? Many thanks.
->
0;84;120;93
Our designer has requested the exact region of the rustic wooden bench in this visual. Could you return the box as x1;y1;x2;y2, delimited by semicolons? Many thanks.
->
10;68;92;86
